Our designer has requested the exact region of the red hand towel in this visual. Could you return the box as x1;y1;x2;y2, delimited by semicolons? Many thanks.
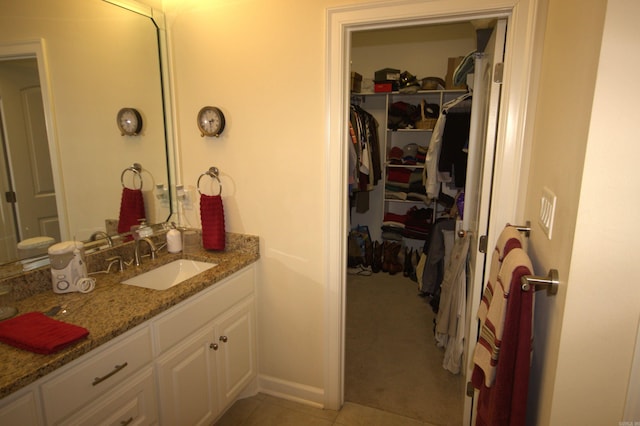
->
118;188;146;235
0;312;89;354
200;193;225;250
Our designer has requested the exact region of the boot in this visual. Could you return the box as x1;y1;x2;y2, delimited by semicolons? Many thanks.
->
403;248;413;277
363;240;373;268
372;241;383;273
386;242;403;275
410;249;419;282
382;241;391;273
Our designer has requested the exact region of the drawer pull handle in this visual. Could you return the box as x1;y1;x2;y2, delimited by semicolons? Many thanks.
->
120;417;134;426
219;335;228;343
92;362;128;386
210;343;219;350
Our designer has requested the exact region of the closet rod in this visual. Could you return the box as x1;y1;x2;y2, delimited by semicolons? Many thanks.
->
350;94;366;105
521;269;559;296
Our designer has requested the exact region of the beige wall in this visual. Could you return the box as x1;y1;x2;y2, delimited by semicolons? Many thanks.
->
549;0;640;422
350;23;476;83
166;0;638;422
524;0;640;424
164;0;370;393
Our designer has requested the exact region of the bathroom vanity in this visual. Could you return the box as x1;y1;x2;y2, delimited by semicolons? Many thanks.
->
0;233;260;425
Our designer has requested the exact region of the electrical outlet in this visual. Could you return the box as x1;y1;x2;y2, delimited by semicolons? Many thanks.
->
539;187;556;239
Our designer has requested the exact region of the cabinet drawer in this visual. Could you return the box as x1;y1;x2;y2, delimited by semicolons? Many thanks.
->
41;327;152;424
58;366;157;426
154;265;255;354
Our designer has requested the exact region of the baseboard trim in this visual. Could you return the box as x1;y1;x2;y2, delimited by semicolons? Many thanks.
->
257;374;325;408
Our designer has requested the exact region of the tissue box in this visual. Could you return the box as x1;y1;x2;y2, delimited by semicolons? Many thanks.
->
445;57;467;90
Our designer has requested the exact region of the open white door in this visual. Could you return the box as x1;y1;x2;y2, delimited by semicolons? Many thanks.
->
461;19;507;425
14;85;59;241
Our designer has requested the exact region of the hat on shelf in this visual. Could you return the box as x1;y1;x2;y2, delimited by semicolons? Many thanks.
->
388;146;404;164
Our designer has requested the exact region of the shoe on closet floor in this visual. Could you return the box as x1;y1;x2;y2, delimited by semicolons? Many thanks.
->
347;264;372;276
372;241;383;273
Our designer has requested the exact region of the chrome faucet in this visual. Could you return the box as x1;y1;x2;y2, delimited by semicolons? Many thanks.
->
134;237;157;266
89;231;113;247
105;255;124;272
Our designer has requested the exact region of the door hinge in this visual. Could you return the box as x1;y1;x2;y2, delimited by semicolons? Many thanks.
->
493;62;504;83
466;381;475;397
4;191;16;203
478;235;488;254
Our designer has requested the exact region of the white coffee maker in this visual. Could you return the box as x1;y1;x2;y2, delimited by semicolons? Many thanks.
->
48;241;90;293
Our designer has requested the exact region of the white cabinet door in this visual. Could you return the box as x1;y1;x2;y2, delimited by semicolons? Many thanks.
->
0;389;43;426
215;297;257;409
155;296;257;425
156;327;219;426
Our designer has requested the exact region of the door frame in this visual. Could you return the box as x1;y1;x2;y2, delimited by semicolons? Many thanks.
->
324;0;546;416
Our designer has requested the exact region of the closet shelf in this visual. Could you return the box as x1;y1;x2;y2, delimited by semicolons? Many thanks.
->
384;198;429;204
387;128;432;133
386;163;425;169
356;89;467;96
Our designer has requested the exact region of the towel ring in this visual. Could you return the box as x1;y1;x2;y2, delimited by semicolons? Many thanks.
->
197;166;222;196
121;163;143;190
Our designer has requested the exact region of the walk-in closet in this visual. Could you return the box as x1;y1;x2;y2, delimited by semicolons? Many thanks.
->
346;20;502;424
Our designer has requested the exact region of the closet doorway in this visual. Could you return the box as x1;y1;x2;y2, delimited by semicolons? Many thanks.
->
326;1;541;423
344;17;507;426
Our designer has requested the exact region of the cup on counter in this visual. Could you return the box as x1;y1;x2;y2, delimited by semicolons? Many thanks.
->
182;230;201;254
0;282;17;321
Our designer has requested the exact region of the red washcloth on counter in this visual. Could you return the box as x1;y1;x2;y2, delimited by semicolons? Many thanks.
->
200;193;225;250
118;188;146;235
0;312;89;354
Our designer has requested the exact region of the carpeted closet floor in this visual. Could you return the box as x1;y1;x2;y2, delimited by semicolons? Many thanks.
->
345;271;464;425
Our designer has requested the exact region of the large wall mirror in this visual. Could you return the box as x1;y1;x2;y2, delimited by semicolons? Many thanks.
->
0;0;173;266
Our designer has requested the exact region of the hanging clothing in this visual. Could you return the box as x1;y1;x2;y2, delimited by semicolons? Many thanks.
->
423;109;446;200
438;110;471;188
435;231;470;374
423;93;471;200
349;104;382;193
418;218;456;295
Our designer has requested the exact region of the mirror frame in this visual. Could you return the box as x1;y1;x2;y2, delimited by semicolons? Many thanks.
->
104;0;177;223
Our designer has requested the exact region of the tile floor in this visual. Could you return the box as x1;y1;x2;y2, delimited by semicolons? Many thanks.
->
215;393;441;426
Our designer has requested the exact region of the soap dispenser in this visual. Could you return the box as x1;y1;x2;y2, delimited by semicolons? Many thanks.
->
166;224;182;253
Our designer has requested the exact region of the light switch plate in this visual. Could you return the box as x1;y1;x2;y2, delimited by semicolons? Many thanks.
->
539;187;556;239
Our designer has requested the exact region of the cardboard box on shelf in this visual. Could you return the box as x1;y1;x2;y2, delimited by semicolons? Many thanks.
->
445;57;467;90
351;71;362;93
374;68;400;83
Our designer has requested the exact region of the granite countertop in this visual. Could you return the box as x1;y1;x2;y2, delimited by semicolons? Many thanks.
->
0;233;259;399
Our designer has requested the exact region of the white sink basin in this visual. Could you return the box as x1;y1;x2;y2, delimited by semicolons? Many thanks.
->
122;259;217;290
